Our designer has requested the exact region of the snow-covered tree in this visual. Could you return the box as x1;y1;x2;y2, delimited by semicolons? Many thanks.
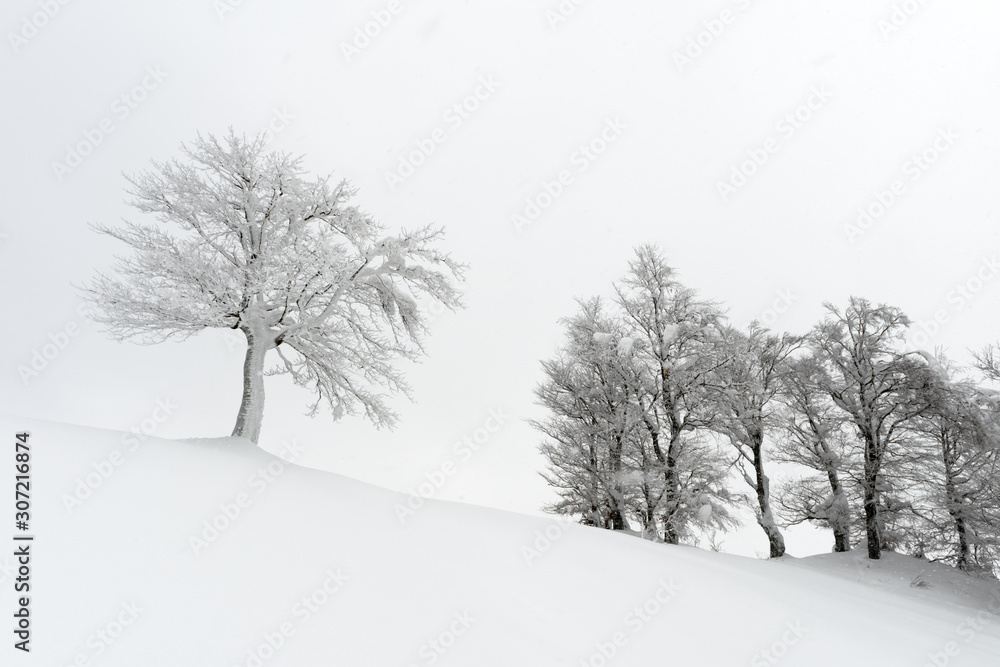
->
82;132;463;443
809;297;934;559
773;355;859;552
613;245;734;544
534;247;737;545
708;323;801;557
534;298;639;530
898;353;1000;571
973;344;1000;385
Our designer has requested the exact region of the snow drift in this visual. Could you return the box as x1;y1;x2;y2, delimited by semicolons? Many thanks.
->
4;415;1000;666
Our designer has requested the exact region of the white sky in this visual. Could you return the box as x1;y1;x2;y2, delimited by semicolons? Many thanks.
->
3;0;999;557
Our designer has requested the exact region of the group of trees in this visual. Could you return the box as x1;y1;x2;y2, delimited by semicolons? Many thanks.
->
79;132;1000;572
535;245;1000;571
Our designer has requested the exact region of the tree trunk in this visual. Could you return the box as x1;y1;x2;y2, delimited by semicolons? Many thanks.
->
825;469;851;552
953;514;971;571
640;420;663;540
750;430;785;558
645;416;679;544
861;428;882;559
863;464;881;559
608;434;629;531
231;325;269;443
661;430;681;545
608;501;627;530
657;369;683;545
640;482;658;539
833;525;851;553
757;505;786;558
943;442;971;570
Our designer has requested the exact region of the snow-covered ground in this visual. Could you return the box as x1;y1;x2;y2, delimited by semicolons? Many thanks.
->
4;415;1000;666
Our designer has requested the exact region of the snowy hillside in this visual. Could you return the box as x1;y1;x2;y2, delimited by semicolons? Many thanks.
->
4;415;1000;666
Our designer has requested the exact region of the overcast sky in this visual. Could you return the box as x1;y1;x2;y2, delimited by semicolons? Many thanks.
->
3;0;999;557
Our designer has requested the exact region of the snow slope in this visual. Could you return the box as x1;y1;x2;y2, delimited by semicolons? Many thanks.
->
3;415;1000;666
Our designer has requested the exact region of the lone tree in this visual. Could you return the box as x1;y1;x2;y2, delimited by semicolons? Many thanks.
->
82;132;463;443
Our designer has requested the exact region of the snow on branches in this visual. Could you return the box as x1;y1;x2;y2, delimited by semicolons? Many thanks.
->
81;131;464;442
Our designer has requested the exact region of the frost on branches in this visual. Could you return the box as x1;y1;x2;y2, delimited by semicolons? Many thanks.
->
773;355;858;554
534;246;739;546
536;252;1000;566
707;323;801;558
808;298;933;560
81;132;463;443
